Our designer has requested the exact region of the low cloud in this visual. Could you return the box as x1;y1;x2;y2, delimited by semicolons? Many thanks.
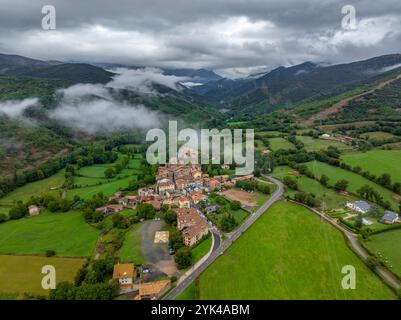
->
106;67;189;93
0;98;40;118
50;99;160;134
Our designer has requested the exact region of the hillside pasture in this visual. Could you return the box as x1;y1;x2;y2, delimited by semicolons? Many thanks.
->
0;211;99;257
296;136;350;152
273;166;357;210
341;150;401;184
268;137;295;151
305;161;400;210
0;170;65;205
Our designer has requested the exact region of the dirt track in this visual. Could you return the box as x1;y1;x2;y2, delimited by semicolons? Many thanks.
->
303;73;401;126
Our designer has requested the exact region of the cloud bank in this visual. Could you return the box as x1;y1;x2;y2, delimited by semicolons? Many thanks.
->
0;67;190;134
0;98;40;118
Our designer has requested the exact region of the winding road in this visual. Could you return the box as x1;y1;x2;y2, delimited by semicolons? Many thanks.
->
163;176;284;300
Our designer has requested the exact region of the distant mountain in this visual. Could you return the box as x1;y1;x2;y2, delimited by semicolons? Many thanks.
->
0;53;50;75
0;53;113;84
24;63;113;84
190;54;401;118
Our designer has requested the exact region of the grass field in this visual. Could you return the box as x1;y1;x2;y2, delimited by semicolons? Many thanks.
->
0;170;65;205
273;166;357;210
0;211;99;257
305;161;400;210
191;235;212;265
365;229;401;278
268;137;295;151
66;176;135;200
341;150;401;184
0;255;85;297
187;201;395;299
118;223;145;265
296;136;350;152
360;132;397;140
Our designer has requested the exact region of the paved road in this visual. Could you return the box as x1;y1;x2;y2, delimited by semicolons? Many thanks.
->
303;204;401;291
163;176;284;300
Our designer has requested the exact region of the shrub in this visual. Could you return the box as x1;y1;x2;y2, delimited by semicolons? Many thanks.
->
45;250;56;257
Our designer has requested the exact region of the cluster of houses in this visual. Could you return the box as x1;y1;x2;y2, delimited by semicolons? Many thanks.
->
112;263;171;299
345;200;400;224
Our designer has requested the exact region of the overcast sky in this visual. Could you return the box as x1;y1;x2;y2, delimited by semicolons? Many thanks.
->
0;0;401;78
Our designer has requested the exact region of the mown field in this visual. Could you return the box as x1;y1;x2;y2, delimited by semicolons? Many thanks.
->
305;161;400;210
191;235;212;265
0;170;65;205
296;136;350;152
182;201;395;300
273;166;357;210
118;223;145;265
341;150;401;184
268;137;295;151
365;229;401;278
0;211;99;257
0;255;85;297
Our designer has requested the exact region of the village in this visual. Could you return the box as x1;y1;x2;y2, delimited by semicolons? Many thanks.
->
91;162;255;300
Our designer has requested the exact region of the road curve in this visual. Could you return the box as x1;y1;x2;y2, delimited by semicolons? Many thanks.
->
163;176;284;300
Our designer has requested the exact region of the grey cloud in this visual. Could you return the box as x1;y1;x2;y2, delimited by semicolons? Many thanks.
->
0;1;401;76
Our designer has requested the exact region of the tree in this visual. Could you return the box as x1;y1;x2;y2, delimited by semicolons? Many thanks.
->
366;256;380;270
48;282;76;300
334;179;349;191
220;213;238;232
283;176;298;190
104;167;116;179
229;200;241;211
320;174;329;187
174;247;192;269
0;213;7;223
355;213;363;229
9;201;27;220
137;203;155;220
169;229;184;251
163;210;177;226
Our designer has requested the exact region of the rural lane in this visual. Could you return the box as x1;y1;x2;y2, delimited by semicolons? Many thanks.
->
163;176;284;300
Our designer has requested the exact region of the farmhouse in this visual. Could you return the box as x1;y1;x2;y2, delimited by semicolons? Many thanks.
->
381;211;399;224
208;178;221;191
138;280;171;300
112;263;136;290
346;200;371;214
28;205;41;216
232;174;254;183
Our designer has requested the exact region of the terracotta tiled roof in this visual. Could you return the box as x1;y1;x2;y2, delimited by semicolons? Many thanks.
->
112;263;135;279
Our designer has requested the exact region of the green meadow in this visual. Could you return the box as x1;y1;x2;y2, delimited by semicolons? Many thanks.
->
296;136;350;152
0;211;99;257
341;150;401;184
366;229;401;279
184;201;395;300
118;223;145;265
268;137;295;151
